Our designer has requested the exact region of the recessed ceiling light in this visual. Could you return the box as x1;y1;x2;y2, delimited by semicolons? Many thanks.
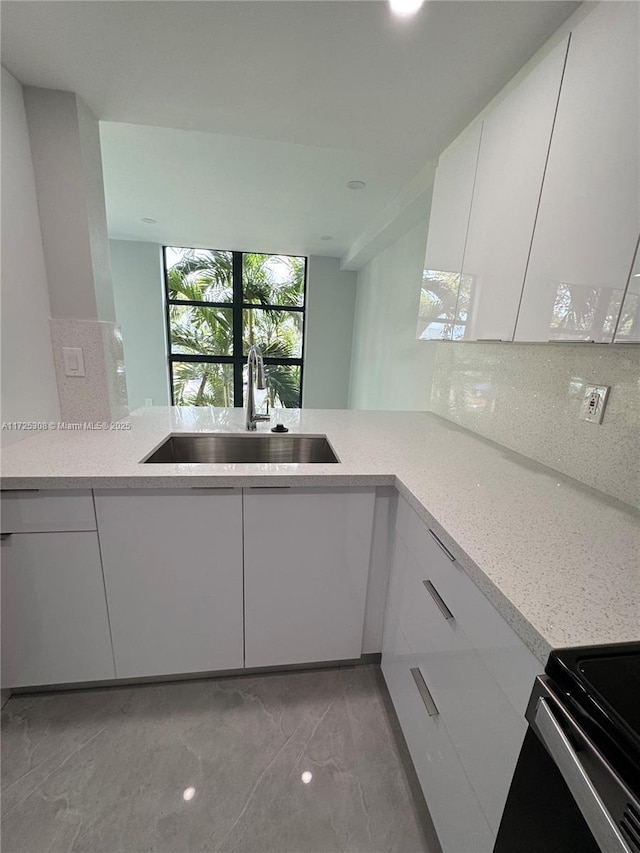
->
141;217;157;224
320;235;333;241
347;181;366;190
389;0;424;17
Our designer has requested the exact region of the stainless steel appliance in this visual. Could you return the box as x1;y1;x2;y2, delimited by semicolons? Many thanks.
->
494;642;640;853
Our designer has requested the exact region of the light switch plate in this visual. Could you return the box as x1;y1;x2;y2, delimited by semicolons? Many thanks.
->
579;384;610;424
62;346;85;377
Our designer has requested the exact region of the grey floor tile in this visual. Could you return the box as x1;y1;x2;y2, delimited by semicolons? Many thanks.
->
1;666;440;853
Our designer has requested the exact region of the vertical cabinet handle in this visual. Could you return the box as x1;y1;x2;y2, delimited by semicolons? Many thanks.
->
428;529;455;561
423;580;454;621
410;667;439;717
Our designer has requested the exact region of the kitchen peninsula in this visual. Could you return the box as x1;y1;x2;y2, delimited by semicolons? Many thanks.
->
2;405;638;665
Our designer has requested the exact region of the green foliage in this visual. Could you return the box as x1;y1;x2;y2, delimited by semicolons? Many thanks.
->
167;248;304;407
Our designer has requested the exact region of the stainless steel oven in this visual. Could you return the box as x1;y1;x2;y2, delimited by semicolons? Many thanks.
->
494;643;640;853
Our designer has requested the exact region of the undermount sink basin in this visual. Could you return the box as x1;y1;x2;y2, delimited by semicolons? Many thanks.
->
143;433;340;464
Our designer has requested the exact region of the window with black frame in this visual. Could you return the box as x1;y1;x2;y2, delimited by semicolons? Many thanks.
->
164;247;306;408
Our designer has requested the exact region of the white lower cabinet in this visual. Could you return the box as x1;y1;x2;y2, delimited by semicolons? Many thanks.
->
382;497;541;852
1;531;115;687
243;486;375;668
94;489;244;679
381;611;494;853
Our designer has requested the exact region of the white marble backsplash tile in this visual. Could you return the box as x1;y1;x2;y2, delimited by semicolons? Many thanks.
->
429;342;639;507
50;318;129;424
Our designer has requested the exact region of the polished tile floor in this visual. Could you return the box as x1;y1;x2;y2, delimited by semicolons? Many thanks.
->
1;665;441;853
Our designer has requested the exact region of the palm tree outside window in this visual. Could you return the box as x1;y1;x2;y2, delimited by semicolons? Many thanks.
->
164;247;306;408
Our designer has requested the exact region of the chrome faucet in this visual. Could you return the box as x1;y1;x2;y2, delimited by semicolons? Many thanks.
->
246;344;270;431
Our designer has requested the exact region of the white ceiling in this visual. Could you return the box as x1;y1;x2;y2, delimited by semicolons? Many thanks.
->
2;0;580;261
100;122;421;256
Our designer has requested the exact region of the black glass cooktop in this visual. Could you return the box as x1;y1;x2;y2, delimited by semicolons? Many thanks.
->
546;642;640;794
579;654;640;736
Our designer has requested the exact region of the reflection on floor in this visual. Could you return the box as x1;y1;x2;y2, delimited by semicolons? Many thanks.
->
1;665;441;853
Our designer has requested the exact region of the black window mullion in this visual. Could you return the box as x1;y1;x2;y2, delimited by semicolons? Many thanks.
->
169;354;235;365
163;247;177;405
241;303;304;312
168;298;233;310
164;246;307;409
232;252;244;406
299;259;308;407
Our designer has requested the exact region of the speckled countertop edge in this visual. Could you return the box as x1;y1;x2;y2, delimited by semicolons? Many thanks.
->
2;406;639;664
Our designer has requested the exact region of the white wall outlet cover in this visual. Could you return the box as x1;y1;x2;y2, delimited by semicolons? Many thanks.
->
579;384;610;424
62;346;85;377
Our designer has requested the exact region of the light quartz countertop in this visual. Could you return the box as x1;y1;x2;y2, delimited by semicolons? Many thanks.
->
2;406;638;664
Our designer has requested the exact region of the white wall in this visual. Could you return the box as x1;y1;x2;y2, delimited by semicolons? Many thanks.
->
109;240;169;410
23;87;115;322
303;256;356;408
110;244;355;410
1;68;60;442
349;220;436;410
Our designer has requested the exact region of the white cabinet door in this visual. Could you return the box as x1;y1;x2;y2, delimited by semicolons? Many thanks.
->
1;532;115;687
243;487;375;668
94;489;244;679
418;124;482;341
515;2;640;341
461;38;569;341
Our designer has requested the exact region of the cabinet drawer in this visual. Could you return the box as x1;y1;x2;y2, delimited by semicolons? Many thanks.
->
414;646;526;833
424;556;541;715
382;610;495;853
388;535;469;657
1;490;96;533
387;544;527;833
396;497;540;714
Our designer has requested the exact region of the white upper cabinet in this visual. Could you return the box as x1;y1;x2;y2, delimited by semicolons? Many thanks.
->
515;2;640;342
614;237;640;343
417;124;482;341
461;37;569;341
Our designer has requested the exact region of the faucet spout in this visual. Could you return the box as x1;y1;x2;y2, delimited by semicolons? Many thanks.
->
246;344;270;431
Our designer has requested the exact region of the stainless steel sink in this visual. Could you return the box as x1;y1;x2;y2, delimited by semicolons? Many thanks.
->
143;433;340;464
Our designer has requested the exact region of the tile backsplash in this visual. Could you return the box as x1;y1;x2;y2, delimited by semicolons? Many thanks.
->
50;318;129;424
429;342;639;508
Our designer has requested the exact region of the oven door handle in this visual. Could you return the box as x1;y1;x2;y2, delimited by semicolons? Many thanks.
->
534;697;633;853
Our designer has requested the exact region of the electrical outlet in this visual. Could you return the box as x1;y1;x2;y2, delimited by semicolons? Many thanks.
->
579;384;610;424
